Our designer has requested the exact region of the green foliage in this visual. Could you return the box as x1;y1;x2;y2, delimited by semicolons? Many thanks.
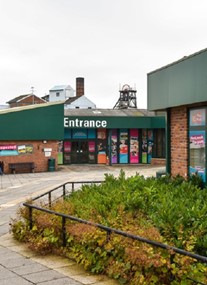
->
10;171;207;284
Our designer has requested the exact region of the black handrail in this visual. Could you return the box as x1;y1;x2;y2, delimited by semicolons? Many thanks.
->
23;202;207;264
32;180;104;202
22;180;207;284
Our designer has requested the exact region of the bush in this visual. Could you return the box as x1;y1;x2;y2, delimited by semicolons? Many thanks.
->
10;171;207;284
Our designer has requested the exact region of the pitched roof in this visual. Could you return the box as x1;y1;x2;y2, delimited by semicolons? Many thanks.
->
49;85;74;92
0;101;64;115
7;94;46;104
7;94;30;104
64;96;78;104
64;108;155;117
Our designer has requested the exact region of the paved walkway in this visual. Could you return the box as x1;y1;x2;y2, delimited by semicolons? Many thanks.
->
0;164;165;285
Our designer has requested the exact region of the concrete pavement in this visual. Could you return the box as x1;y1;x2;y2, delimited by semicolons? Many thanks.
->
0;164;165;285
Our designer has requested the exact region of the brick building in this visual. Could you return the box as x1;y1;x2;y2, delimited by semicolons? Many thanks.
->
0;102;165;174
7;94;46;108
0;102;63;173
147;48;207;183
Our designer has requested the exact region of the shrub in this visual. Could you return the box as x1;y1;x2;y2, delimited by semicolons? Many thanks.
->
10;171;207;284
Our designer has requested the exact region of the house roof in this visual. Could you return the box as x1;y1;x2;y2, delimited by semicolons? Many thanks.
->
7;94;31;104
65;95;96;107
7;94;46;104
49;85;74;92
64;108;155;117
0;101;64;115
42;94;49;101
65;96;78;104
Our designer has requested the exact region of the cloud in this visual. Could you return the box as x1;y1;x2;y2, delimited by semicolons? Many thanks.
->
0;0;207;108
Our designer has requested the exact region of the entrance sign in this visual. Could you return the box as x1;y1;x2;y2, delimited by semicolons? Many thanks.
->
64;118;107;128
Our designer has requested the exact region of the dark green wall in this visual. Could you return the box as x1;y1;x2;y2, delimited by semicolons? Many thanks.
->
147;49;207;110
0;103;165;141
0;103;64;140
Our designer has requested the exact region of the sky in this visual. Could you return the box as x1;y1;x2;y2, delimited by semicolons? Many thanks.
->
1;0;207;109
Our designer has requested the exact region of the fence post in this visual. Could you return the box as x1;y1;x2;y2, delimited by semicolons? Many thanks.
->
169;254;176;282
29;207;33;230
48;192;51;208
62;216;66;247
63;184;66;197
72;182;74;193
106;230;111;242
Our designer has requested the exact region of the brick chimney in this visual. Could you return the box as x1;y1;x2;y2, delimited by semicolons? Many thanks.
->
76;77;84;97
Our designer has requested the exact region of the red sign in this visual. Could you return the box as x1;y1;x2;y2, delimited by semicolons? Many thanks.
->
0;145;17;150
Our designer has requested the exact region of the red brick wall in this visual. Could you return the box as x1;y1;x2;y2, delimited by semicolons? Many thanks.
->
151;158;166;166
0;140;58;174
170;106;188;178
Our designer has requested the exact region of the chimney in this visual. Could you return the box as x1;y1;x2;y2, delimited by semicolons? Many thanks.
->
76;77;84;97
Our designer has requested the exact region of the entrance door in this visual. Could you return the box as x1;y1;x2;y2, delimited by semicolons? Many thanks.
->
71;140;88;163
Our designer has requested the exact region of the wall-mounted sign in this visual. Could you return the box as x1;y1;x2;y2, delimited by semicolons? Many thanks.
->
64;118;107;128
43;148;52;152
0;145;16;150
0;144;33;156
190;109;206;126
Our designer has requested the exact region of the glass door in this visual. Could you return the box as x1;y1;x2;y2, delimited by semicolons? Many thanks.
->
71;141;79;163
71;140;88;164
79;141;88;163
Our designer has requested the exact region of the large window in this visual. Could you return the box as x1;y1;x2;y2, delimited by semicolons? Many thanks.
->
189;108;206;182
152;129;165;158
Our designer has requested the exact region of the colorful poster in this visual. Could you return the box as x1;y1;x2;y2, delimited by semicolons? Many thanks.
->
97;129;107;164
130;129;139;163
119;129;128;163
88;141;95;152
148;130;153;163
111;129;117;164
97;129;106;139
189;130;206;182
142;129;147;163
190;109;205;126
64;141;71;152
0;144;33;156
58;141;63;164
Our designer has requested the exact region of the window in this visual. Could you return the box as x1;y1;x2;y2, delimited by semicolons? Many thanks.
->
56;92;60;97
189;108;206;182
153;129;165;158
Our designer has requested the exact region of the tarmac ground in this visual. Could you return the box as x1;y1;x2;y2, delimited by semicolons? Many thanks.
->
0;164;165;285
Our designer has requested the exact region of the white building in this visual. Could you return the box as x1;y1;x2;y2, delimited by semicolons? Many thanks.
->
49;85;75;102
49;78;96;109
64;95;96;109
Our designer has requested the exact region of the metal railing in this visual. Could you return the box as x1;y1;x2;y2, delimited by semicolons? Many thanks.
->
31;180;104;207
23;180;207;284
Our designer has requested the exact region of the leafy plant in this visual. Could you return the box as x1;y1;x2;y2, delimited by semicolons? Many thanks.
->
10;171;207;284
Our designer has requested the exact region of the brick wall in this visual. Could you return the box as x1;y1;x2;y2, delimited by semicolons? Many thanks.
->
0;140;58;174
151;158;166;166
170;106;188;178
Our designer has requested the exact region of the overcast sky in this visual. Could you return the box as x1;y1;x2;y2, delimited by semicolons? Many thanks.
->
0;0;207;109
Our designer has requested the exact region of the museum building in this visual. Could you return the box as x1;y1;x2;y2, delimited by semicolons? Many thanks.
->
148;47;207;183
0;102;165;173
